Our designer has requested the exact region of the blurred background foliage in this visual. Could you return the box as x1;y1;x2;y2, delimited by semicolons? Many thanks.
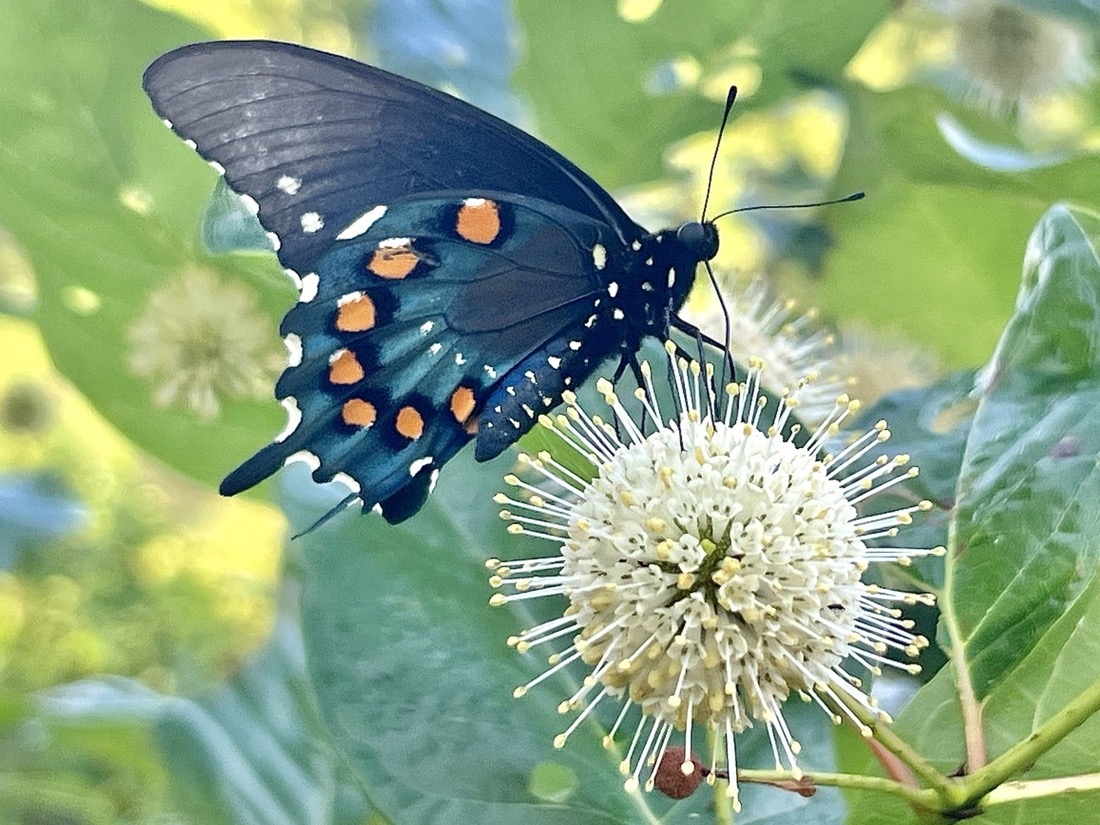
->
0;0;1097;822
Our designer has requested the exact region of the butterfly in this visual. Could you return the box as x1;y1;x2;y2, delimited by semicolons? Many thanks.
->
143;40;720;524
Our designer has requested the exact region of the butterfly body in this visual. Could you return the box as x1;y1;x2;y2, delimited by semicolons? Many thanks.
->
143;40;719;522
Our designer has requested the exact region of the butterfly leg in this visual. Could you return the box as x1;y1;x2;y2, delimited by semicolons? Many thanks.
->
670;316;737;388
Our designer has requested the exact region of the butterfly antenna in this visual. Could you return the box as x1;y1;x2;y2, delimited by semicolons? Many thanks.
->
709;191;865;223
700;86;739;222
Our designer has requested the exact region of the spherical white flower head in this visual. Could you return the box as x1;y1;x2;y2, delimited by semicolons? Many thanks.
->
949;0;1093;114
489;343;943;807
128;267;280;419
684;275;844;427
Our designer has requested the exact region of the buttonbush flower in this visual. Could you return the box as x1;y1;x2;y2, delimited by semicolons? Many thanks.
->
128;267;280;419
488;343;942;807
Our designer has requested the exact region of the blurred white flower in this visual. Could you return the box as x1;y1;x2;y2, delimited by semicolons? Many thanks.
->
948;0;1093;113
128;268;279;419
686;275;845;427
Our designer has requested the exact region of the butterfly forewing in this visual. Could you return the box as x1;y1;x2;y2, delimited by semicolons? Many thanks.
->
142;40;640;275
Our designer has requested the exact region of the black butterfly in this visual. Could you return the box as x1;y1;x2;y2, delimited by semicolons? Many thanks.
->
143;40;719;523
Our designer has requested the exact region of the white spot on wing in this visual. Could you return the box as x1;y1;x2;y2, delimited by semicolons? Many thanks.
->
430;343;442;355
284;268;302;288
428;469;440;493
240;194;260;216
162;118;174;129
276;397;302;442
455;353;467;365
337;205;387;240
522;404;535;417
301;212;324;233
284;333;303;367
379;236;413;249
277;175;302;195
464;197;487;207
285;449;320;471
209;160;226;175
266;231;282;251
668;268;676;287
608;282;619;298
332;472;360;494
592;243;607;270
613;308;625;320
484;365;498;379
183;139;197;150
631;240;642;251
569;340;582;351
420;321;434;334
299;272;319;303
409;456;434;476
506;386;516;396
337;290;365;306
547;356;562;369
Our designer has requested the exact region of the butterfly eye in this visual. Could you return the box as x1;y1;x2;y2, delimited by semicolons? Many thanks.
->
675;221;719;261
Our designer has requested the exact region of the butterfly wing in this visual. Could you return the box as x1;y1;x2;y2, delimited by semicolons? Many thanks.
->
142;40;640;276
219;192;626;522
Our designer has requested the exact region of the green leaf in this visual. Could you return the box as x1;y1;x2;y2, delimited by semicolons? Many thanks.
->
846;578;1100;824
822;86;1100;366
291;454;657;825
291;452;847;824
514;0;890;189
0;0;293;489
946;204;1100;697
845;204;1100;822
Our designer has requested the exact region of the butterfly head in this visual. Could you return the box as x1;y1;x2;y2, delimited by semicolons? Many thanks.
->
675;220;719;263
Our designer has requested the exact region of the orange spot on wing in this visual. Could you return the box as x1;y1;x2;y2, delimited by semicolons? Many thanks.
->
342;399;377;428
456;198;501;244
329;349;365;385
395;405;425;440
367;244;418;279
450;386;476;423
336;293;376;331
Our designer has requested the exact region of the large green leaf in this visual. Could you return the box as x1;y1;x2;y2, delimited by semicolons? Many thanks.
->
0;0;293;488
947;204;1100;697
514;0;890;188
840;204;1100;822
822;86;1100;366
292;449;847;824
845;578;1100;824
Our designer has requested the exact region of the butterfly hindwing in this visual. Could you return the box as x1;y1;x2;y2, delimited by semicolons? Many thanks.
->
221;192;625;520
141;40;639;276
